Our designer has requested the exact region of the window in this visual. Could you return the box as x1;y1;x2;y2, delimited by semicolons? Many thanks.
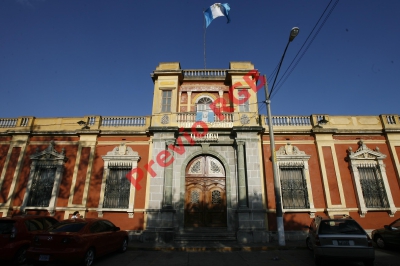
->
27;166;56;207
161;90;172;112
276;143;316;217
21;141;67;215
347;140;396;217
358;166;389;208
103;166;131;208
196;97;213;112
97;143;140;218
280;166;309;209
238;89;249;112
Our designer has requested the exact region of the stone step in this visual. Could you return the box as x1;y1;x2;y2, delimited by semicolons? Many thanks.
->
174;231;237;242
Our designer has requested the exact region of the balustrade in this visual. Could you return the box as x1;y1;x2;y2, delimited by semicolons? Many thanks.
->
101;116;147;127
265;116;311;126
177;112;234;128
385;115;397;125
0;118;17;128
183;69;226;78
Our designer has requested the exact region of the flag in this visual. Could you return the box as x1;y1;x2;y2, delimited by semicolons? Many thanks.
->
204;3;231;28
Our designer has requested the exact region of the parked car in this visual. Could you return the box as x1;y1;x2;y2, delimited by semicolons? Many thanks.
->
371;218;400;249
27;218;128;266
305;216;375;266
0;215;58;265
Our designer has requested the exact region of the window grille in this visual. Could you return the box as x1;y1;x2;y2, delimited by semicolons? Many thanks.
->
103;167;131;209
27;166;56;207
280;167;309;209
358;166;389;208
161;90;172;112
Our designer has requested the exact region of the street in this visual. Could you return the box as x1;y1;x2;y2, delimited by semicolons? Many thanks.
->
91;248;400;266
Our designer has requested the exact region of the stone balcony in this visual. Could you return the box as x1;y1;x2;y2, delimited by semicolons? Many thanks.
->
0;116;151;134
259;114;400;133
151;112;260;128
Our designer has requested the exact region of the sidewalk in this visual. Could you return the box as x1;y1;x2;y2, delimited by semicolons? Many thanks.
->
128;239;307;252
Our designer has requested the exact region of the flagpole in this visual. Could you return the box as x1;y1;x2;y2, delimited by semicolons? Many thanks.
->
203;9;206;69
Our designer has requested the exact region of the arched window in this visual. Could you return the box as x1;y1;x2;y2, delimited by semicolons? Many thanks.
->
196;97;213;112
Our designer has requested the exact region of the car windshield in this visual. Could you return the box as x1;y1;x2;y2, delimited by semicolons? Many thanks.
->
48;222;87;233
0;221;15;234
319;220;365;235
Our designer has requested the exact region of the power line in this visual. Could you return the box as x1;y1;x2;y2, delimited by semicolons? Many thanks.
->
270;0;340;99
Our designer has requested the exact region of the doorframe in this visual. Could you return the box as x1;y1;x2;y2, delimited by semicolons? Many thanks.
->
178;150;233;231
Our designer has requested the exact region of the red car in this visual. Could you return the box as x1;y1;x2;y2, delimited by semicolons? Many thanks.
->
0;215;58;265
27;218;128;266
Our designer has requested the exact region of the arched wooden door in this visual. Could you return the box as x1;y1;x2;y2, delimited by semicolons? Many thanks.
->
185;156;227;227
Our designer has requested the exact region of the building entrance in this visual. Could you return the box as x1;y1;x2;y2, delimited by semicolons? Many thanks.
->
184;155;227;227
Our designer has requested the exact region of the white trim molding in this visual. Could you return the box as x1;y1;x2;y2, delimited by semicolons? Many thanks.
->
347;140;397;217
276;143;316;218
97;143;140;218
21;141;68;216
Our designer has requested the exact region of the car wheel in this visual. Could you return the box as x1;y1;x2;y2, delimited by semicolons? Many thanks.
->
120;238;128;253
82;248;95;266
306;237;313;250
364;259;375;266
13;247;27;265
375;235;386;249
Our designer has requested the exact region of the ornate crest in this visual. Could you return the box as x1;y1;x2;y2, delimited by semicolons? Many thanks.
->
276;143;305;156
240;114;250;124
30;140;67;162
105;143;139;156
347;140;386;160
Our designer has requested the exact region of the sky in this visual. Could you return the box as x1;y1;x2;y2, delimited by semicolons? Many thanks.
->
1;0;399;118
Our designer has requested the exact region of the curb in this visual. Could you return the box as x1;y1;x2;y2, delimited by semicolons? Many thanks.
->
127;244;307;252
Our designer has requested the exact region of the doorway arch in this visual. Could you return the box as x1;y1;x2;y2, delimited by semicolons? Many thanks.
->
184;155;227;227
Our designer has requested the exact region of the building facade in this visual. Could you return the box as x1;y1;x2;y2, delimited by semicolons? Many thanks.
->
1;62;399;243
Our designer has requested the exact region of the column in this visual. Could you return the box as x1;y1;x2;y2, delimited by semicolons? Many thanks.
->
187;91;192;112
163;140;174;208
237;140;248;208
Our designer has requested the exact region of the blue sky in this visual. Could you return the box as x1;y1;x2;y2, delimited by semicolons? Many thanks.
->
1;0;399;118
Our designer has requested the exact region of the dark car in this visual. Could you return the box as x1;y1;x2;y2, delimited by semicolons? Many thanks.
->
0;215;58;265
26;218;128;266
305;216;375;266
371;218;400;249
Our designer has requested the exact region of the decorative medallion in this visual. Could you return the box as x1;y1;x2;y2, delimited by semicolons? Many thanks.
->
240;114;250;124
161;115;169;124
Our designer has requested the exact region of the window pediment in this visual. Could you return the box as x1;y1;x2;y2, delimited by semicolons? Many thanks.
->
30;140;67;162
276;143;310;161
347;140;386;161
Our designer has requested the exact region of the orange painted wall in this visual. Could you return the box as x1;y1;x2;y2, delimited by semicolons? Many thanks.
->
86;141;150;209
349;211;400;230
335;143;358;208
322;146;341;205
0;144;10;182
29;136;79;142
12;143;78;207
263;135;328;230
0;147;20;203
72;147;91;204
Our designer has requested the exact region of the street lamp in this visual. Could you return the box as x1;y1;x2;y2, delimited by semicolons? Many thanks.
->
264;27;299;246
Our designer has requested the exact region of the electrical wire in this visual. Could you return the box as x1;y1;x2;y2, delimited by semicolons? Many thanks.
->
270;0;339;99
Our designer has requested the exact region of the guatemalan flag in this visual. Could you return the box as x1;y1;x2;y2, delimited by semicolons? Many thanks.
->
204;3;231;28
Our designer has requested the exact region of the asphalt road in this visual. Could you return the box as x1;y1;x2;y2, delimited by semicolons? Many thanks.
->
90;248;400;266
